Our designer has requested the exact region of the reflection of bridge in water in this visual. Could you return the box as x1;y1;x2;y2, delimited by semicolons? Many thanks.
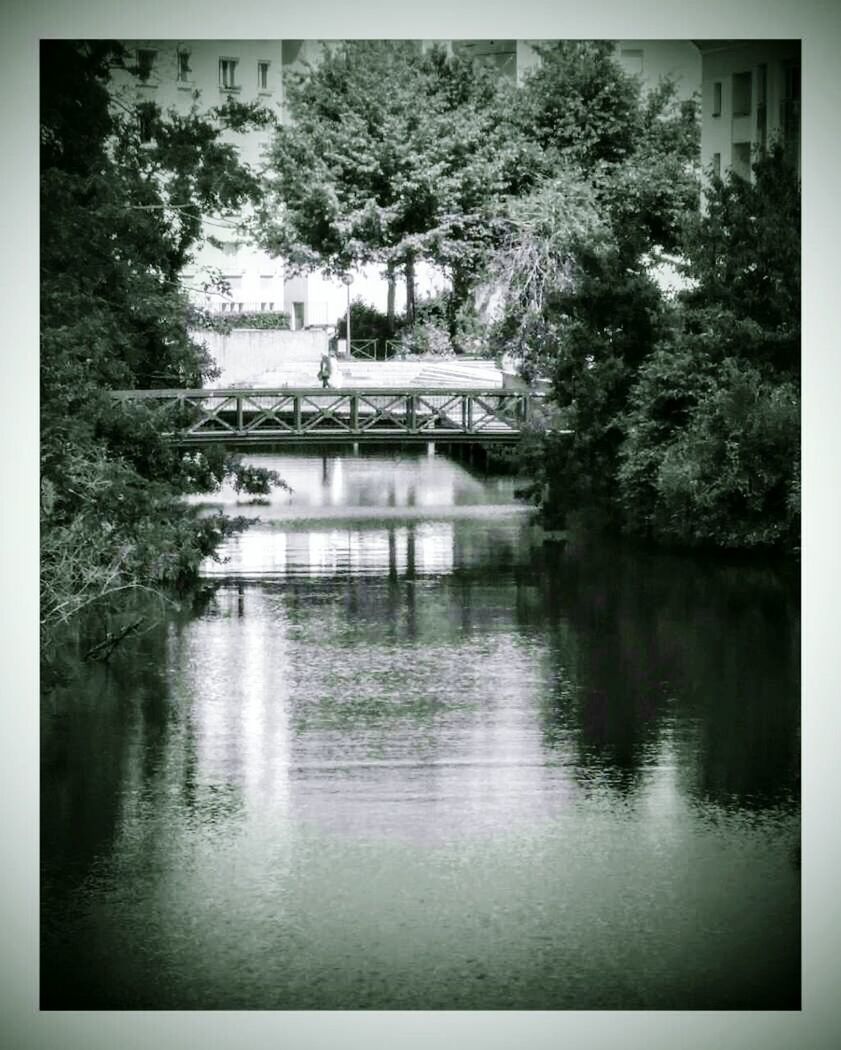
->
111;387;545;446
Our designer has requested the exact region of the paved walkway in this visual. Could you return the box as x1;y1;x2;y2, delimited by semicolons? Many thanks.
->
227;357;515;390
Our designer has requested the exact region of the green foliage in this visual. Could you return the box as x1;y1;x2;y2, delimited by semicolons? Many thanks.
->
618;353;799;549
334;298;394;344
680;144;800;372
40;41;281;655
403;320;454;357
255;41;518;320
483;47;700;516
515;41;644;169
397;294;461;356
218;311;291;330
485;46;797;554
614;149;801;551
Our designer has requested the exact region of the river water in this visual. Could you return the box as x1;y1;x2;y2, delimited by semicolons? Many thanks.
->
41;448;800;1010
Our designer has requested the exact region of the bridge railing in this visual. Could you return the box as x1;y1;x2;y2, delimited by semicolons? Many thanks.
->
110;387;538;444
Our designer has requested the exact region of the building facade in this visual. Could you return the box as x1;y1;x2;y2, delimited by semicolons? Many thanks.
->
694;40;800;182
109;39;708;329
616;40;701;99
110;41;289;317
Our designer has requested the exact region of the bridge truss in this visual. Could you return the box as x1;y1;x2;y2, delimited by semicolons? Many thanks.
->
110;387;537;446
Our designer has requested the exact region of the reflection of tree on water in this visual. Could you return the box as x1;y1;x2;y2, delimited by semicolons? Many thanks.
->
40;524;800;1009
523;538;799;808
41;624;179;1005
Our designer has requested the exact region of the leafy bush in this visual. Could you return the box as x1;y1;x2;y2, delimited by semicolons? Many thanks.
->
334;298;394;345
222;311;290;330
403;320;454;356
618;352;799;550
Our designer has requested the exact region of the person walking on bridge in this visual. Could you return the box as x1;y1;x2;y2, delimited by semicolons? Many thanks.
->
318;351;333;389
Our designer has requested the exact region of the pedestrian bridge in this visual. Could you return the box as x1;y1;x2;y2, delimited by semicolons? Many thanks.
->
111;387;543;446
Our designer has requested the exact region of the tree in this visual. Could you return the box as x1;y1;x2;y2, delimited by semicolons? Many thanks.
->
513;41;645;170
480;44;700;523
256;41;521;338
680;144;800;373
615;146;800;551
40;41;280;664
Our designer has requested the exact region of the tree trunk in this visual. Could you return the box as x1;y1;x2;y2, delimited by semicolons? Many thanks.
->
404;252;416;327
447;264;470;352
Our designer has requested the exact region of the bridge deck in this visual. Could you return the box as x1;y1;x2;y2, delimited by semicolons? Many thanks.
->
111;387;540;446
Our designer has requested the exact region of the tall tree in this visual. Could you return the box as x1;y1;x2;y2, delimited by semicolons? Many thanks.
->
615;145;800;550
483;43;700;523
40;41;278;662
256;41;520;335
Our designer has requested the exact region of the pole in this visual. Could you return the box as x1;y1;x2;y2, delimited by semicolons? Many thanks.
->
346;281;351;357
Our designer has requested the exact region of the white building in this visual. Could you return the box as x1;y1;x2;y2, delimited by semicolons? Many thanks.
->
110;39;706;331
110;41;290;317
693;40;800;181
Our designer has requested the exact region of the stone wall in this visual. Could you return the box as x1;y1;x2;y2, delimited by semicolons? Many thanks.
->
194;328;329;385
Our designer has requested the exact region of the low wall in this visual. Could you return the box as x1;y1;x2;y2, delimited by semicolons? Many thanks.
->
194;328;329;385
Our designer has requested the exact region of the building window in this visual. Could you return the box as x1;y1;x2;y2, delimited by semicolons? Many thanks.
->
136;48;157;82
712;81;722;117
784;62;801;102
620;49;644;76
219;58;239;91
137;103;155;144
731;141;752;181
781;62;801;163
712;152;721;179
756;64;767;153
176;49;192;83
257;61;270;91
732;71;752;116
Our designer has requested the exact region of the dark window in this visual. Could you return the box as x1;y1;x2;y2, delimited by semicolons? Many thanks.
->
258;61;270;90
137;104;155;143
136;48;157;82
620;49;643;76
785;62;801;101
756;64;767;152
731;141;752;181
712;81;722;117
712;152;721;179
781;63;801;162
219;58;239;90
177;49;191;82
732;71;752;116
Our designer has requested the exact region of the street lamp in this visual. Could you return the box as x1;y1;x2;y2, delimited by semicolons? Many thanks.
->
341;272;352;357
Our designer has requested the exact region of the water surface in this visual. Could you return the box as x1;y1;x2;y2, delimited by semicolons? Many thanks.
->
41;448;800;1009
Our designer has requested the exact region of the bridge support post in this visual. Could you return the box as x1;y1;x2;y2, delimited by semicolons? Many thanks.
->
427;442;435;458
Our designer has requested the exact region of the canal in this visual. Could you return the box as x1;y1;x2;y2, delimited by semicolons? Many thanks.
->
40;448;800;1010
